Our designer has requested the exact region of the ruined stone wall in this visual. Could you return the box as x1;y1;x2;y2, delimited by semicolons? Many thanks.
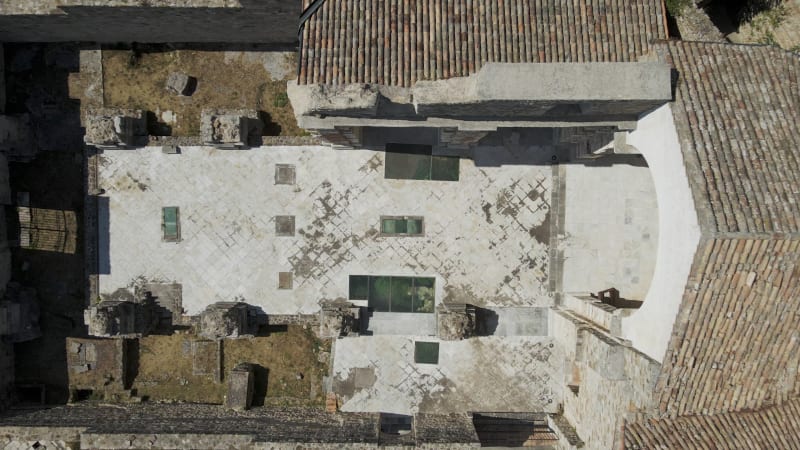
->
0;1;299;44
552;309;660;450
0;404;480;448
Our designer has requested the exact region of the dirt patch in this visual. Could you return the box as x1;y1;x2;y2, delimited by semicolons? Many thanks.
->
102;48;305;137
131;325;330;406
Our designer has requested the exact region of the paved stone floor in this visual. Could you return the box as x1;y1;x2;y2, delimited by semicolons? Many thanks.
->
97;145;552;314
559;160;658;300
332;336;562;415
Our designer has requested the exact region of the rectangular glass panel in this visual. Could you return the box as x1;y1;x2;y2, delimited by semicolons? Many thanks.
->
369;276;392;312
385;144;433;180
412;277;435;313
162;207;179;239
381;218;395;234
349;275;370;300
414;341;439;364
406;218;423;235
431;156;460;181
390;277;413;312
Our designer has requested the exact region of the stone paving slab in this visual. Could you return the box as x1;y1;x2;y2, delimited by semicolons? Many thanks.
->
332;336;562;415
559;162;658;300
96;145;552;315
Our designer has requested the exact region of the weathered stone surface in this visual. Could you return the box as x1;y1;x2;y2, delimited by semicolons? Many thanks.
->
436;303;476;341
200;109;260;149
318;301;360;339
165;72;195;96
97;145;553;316
83;108;145;148
225;363;254;411
198;302;262;339
84;298;157;338
66;337;128;397
674;1;726;43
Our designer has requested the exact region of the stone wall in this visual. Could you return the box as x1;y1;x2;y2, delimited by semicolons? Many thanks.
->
0;404;481;449
0;0;299;44
551;308;660;450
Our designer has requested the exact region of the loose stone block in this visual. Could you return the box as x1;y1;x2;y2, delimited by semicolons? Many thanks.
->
165;72;196;96
278;272;293;289
225;363;255;411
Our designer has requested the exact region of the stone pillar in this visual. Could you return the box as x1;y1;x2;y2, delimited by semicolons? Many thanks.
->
83;108;146;149
198;302;261;339
84;299;156;338
200;109;260;149
318;300;360;338
225;363;255;411
436;303;477;340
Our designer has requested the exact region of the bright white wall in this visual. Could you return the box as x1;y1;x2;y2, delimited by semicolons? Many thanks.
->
622;104;702;361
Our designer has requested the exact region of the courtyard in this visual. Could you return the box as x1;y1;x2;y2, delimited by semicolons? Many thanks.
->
96;142;555;320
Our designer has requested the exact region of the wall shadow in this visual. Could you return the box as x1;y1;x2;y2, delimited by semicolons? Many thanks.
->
95;196;110;276
250;364;269;407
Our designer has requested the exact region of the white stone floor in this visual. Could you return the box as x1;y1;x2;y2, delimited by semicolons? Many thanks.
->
97;145;552;315
559;162;658;300
332;336;562;414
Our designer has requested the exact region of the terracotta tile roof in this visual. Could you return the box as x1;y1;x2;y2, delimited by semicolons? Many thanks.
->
299;0;668;86
624;398;800;450
653;237;800;418
655;41;800;234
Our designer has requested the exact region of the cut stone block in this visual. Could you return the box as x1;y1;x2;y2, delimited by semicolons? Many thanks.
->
225;362;254;411
275;215;295;236
165;72;196;96
278;272;293;289
275;164;296;185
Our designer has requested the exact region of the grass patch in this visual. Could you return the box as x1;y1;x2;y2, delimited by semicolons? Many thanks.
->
273;92;289;108
665;0;692;17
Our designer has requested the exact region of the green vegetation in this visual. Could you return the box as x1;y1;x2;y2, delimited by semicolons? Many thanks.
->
748;4;787;46
665;0;692;17
273;92;289;108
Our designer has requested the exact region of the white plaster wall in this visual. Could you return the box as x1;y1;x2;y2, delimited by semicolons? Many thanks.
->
622;104;701;361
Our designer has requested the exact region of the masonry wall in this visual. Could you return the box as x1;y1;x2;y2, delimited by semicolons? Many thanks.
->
0;1;299;44
552;309;660;450
0;404;480;448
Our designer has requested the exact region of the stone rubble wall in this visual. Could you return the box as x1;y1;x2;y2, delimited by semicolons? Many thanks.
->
674;1;727;43
0;0;298;44
0;404;481;449
552;308;660;450
562;294;622;336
